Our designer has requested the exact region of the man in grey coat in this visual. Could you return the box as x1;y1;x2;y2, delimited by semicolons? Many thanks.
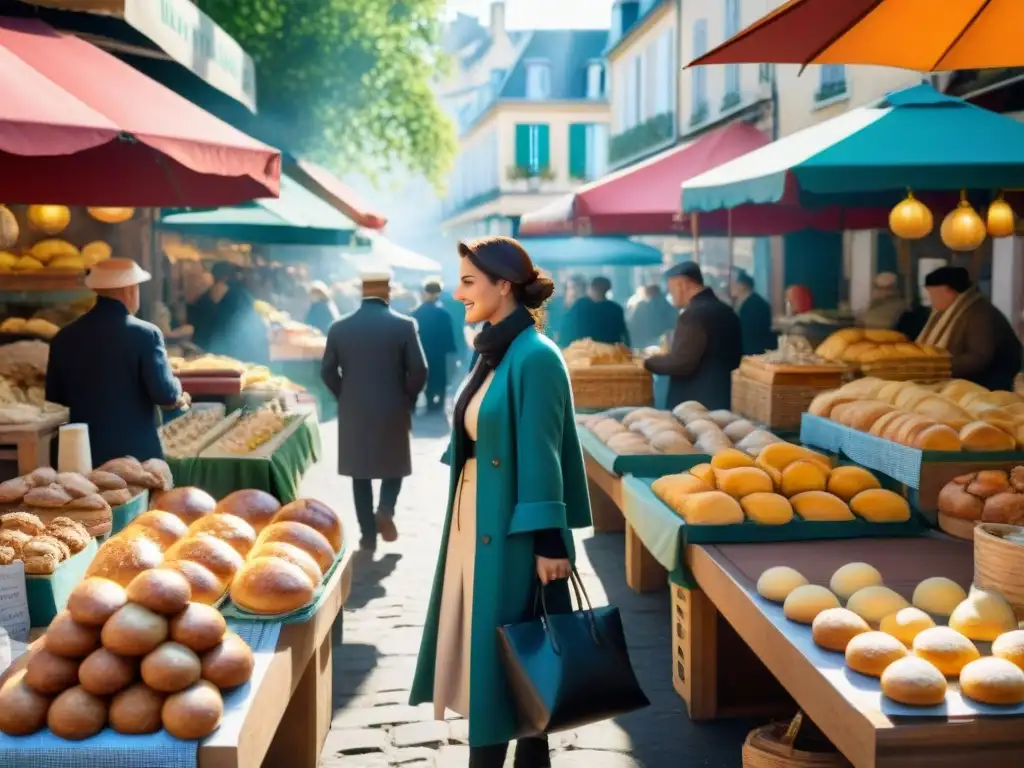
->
321;271;428;553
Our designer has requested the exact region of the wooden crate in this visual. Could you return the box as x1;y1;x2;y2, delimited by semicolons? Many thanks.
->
671;583;793;721
731;371;835;433
569;363;653;410
0;412;66;476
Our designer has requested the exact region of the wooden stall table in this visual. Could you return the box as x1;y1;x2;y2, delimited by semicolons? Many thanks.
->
0;411;66;476
584;449;626;534
686;536;1024;768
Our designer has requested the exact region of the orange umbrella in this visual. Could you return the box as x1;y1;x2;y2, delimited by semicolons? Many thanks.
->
688;0;1024;72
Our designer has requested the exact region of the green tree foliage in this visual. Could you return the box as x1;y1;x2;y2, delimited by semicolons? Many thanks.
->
197;0;457;189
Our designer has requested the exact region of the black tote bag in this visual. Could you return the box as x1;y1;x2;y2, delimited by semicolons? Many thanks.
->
497;571;650;735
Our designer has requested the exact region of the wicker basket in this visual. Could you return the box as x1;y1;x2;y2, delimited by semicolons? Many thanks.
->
569;363;653;410
742;715;850;768
731;370;831;432
974;522;1024;620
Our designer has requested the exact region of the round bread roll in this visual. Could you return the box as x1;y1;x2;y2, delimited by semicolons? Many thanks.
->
912;626;980;677
879;607;936;647
169;602;227;653
912;577;968;617
164;534;245;580
845;631;909;677
66;577;128;626
161;559;226;606
110;683;165;735
846;586;910;626
271;499;343;553
949;585;1018;642
256;521;335;571
249;541;323;585
230;558;316;615
0;670;51;736
85;535;163;587
79;647;138;695
122;510;189;550
215;489;280;533
101;603;169;656
829;562;884;602
187;514;257;558
45;611;100;658
880;656;947;706
783;585;840;625
125;568;192;615
992;629;1024;671
47;686;107;740
959;657;1024;705
162;680;224;740
25;648;80;695
141;642;202;692
811;607;870;652
151;487;217;526
201;631;255;689
756;566;808;603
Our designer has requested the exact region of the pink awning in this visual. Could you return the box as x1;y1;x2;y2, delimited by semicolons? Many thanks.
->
292;159;388;230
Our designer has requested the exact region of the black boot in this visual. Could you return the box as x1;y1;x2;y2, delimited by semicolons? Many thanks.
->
514;736;551;767
469;743;509;768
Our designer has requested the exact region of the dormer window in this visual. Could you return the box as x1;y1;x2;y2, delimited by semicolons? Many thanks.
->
525;59;551;99
587;61;605;99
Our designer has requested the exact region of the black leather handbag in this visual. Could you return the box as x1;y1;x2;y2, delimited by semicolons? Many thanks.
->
497;571;650;735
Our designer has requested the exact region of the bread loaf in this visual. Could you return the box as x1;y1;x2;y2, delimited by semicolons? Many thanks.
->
912;577;967;617
187;514;257;558
66;577;128;626
110;683;165;735
0;670;51;736
779;460;829;497
948;585;1017;642
783;584;840;624
161;559;226;606
756;566;807;603
248;541;323;584
880;607;935;647
845;631;909;677
47;686;107;740
829;562;883;602
85;535;163;587
78;647;138;695
912;626;980;676
141;642;202;692
169;603;227;653
45;611;100;658
959;657;1024;705
126;569;192;615
25;648;81;694
201;631;255;689
739;493;793;525
789;491;854;522
122;510;188;550
101;603;169;656
827;466;881;502
679;491;744;525
709;448;754;470
271;499;344;552
151;486;216;526
846;585;909;626
811;607;870;652
164;534;245;580
849;489;911;523
992;629;1024;671
256;521;336;571
161;680;223;740
880;657;947;706
230;557;316;614
960;421;1016;451
937;481;984;520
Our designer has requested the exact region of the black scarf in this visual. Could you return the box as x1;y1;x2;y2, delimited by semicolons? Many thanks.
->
453;305;534;458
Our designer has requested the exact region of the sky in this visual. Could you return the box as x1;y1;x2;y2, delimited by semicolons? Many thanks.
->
445;0;614;30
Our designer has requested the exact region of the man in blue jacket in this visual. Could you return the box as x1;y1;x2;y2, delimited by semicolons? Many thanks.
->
46;259;188;465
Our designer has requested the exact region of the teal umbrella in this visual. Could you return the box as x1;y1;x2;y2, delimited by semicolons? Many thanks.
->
520;236;663;268
682;84;1024;215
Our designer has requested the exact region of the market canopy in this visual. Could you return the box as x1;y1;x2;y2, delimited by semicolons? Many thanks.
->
681;84;1024;216
0;17;279;206
521;237;663;268
345;231;442;273
158;174;355;246
289;159;388;231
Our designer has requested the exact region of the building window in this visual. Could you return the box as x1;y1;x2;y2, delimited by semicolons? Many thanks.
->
724;0;741;97
653;30;672;116
625;56;640;128
569;123;609;180
635;52;646;123
691;19;708;124
525;61;551;99
514;123;551;175
587;62;605;99
817;65;848;101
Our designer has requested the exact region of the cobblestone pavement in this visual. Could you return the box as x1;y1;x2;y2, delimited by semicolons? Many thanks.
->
304;414;753;767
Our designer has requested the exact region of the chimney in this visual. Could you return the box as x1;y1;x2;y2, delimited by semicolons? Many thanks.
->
490;1;506;37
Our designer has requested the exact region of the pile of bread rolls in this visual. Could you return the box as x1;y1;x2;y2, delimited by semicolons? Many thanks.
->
938;468;1024;527
0;570;254;740
83;487;343;614
0;513;90;573
811;378;1024;452
671;401;786;458
757;563;1024;707
651;442;910;526
814;329;950;380
562;340;634;367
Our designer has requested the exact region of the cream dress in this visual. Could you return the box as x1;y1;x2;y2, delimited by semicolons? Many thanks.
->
432;371;494;719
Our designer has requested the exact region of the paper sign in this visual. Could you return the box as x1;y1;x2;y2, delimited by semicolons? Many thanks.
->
0;562;30;645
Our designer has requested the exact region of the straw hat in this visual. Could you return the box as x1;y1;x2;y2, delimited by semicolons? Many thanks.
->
84;258;152;290
360;268;393;284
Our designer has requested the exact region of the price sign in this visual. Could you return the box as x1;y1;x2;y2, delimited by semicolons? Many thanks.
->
0;562;30;644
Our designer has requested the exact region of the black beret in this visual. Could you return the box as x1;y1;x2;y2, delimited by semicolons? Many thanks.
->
924;266;971;293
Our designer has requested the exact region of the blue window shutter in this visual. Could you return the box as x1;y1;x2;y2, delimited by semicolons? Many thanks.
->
569;124;588;178
515;124;531;168
536;124;551;170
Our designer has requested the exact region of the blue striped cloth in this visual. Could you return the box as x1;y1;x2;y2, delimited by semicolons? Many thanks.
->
0;620;281;768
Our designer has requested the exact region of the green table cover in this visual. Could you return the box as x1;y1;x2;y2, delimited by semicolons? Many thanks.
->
27;537;98;627
577;425;709;478
271;359;335;421
166;418;321;502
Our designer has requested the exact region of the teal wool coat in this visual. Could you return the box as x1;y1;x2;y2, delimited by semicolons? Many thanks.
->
410;328;592;746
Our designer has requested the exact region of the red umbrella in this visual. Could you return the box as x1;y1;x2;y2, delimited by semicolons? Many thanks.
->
0;17;279;206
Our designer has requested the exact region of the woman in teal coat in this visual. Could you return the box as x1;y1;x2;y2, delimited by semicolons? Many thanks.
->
410;237;592;767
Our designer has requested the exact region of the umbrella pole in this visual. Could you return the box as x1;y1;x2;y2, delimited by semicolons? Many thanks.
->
691;212;701;264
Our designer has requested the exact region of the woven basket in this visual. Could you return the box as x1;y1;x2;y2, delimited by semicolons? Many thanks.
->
569;363;653;410
974;522;1024;620
731;370;829;432
742;715;850;768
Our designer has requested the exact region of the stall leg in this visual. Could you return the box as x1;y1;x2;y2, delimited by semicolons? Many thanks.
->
589;478;625;533
264;632;334;768
625;523;666;593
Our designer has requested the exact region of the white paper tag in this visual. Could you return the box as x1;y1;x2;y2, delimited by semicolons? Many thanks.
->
0;562;31;645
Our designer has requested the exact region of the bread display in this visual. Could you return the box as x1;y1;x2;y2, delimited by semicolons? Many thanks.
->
938;468;1024;527
187;514;258;558
814;328;951;380
119;509;189;551
160;405;228;459
271;499;343;552
210;402;296;455
66;577;128;626
562;339;634;367
164;535;245;581
230;557;316;614
85;535;163;587
150;486;217;526
0;471;112;535
0;512;90;573
0;340;66;425
215;489;281;533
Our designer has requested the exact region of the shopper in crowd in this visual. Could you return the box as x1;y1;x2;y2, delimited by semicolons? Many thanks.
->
546;274;586;346
561;275;630;347
304;280;341;335
320;270;427;552
785;283;815;315
187;261;235;350
46;259;188;465
731;270;776;355
412;278;457;413
410;236;590;767
628;284;678;350
859;271;906;330
645;261;742;410
438;282;469;385
206;265;270;366
918;266;1022;391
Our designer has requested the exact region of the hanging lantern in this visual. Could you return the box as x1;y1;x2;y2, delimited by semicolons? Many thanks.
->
87;207;135;224
0;205;18;250
889;190;933;239
81;241;112;266
940;192;987;252
986;193;1016;238
27;204;71;235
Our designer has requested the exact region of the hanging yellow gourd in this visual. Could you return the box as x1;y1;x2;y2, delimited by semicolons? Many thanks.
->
0;205;18;250
27;205;71;235
87;207;135;224
986;193;1015;238
81;241;112;266
889;190;933;239
940;191;987;252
